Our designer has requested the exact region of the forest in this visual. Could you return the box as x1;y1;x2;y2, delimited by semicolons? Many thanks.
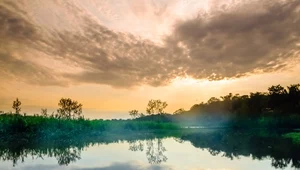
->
131;84;300;128
172;84;300;128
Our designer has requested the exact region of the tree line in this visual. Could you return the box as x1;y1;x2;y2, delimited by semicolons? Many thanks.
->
10;98;83;119
128;99;168;119
126;83;300;128
188;84;300;117
7;83;300;120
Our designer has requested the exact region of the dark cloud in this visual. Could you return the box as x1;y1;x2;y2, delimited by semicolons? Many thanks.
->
34;14;185;88
0;1;58;86
0;0;299;88
0;2;37;42
170;0;300;80
0;52;67;86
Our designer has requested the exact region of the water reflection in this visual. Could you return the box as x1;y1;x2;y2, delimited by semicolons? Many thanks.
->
15;162;172;170
0;140;83;166
129;138;167;164
180;130;300;169
0;130;300;169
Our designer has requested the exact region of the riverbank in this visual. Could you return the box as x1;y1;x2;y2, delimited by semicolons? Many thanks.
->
0;113;180;141
2;113;300;141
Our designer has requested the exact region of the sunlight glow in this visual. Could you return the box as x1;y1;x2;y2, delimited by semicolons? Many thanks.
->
171;76;233;87
171;77;201;86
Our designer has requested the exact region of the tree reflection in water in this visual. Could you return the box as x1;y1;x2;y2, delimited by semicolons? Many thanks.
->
128;140;144;152
129;138;167;164
1;130;300;169
0;139;84;167
0;146;82;167
53;147;81;165
180;130;300;169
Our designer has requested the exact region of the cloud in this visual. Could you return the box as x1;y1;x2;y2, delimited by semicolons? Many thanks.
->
19;162;173;170
0;0;299;88
0;1;36;42
41;16;184;87
170;0;300;80
0;1;66;86
0;51;67;86
73;162;173;170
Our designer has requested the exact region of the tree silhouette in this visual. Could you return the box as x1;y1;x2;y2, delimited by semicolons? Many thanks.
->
12;98;21;114
287;84;300;113
173;108;185;115
207;97;221;104
146;99;168;115
129;110;139;119
57;98;83;119
268;85;288;113
41;108;48;117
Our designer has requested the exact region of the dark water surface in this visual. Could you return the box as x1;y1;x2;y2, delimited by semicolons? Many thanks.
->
0;129;299;170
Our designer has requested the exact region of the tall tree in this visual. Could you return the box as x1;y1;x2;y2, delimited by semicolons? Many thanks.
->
232;95;249;116
248;92;268;115
287;84;300;113
129;110;139;119
146;99;168;115
57;98;83;119
220;93;234;113
268;85;288;113
12;98;21;114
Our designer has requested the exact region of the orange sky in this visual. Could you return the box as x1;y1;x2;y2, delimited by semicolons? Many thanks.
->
1;65;300;119
0;0;299;119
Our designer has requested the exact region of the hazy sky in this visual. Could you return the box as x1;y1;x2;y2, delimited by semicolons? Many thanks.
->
0;0;299;119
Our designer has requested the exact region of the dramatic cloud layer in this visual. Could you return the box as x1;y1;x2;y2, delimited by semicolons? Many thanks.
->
0;0;299;88
171;0;300;80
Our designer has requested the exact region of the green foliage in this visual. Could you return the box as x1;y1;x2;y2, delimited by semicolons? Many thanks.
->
0;114;180;141
283;132;300;144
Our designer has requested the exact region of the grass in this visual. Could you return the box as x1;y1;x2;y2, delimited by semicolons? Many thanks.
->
2;112;300;143
0;113;180;141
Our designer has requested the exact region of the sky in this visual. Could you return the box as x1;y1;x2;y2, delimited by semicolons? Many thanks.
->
0;0;300;119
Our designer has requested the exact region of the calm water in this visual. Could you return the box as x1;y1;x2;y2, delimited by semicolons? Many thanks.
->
0;130;299;170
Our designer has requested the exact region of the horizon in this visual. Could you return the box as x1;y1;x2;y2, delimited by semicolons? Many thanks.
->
1;0;300;119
